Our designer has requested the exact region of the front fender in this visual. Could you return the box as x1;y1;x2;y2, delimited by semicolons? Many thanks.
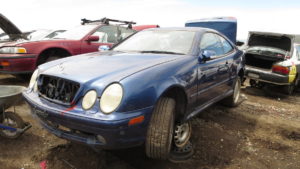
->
119;75;185;112
118;57;196;113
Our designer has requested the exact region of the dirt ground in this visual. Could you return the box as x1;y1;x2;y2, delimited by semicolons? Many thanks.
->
0;73;300;169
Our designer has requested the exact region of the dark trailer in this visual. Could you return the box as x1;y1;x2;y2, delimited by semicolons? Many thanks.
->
185;17;237;44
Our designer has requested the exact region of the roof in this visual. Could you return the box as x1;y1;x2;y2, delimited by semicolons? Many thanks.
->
144;27;219;33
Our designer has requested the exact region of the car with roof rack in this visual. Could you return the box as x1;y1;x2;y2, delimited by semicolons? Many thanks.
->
23;27;244;161
0;16;154;75
244;31;300;94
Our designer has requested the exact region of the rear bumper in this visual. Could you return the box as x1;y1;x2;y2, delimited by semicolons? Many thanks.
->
245;66;290;85
0;54;37;74
23;91;153;149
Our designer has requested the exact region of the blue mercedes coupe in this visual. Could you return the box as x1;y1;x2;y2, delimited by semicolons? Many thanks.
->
23;27;244;161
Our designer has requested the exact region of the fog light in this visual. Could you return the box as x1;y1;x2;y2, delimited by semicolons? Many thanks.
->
96;135;106;144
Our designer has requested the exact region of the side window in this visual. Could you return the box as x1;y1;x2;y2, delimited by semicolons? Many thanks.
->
200;33;224;56
119;27;136;41
92;26;118;43
219;35;234;54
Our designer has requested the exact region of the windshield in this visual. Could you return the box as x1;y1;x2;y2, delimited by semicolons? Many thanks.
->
28;30;52;41
54;25;97;40
113;30;196;55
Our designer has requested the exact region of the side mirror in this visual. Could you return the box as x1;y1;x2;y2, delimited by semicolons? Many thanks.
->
86;35;99;42
236;41;245;46
98;45;110;51
199;50;216;62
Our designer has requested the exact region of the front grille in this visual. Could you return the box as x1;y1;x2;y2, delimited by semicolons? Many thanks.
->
38;75;80;105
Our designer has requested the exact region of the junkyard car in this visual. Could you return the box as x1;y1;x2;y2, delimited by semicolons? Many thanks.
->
244;32;300;94
0;15;151;75
23;27;244;160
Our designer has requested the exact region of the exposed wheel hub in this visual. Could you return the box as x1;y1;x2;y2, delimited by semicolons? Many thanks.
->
233;80;241;103
174;122;191;148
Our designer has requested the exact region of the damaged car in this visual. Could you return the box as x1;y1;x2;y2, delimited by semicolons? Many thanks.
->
23;27;244;161
244;32;300;94
0;15;153;75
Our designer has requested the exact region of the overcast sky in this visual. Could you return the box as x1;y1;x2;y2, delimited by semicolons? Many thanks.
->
1;0;300;40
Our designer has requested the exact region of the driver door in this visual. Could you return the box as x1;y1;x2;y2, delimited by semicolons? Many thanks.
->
197;32;227;106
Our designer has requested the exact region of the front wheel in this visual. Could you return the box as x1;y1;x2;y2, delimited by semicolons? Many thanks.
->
145;97;175;160
221;78;241;107
0;111;25;139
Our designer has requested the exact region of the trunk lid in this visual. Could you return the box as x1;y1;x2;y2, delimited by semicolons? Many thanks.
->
247;32;293;52
245;32;295;70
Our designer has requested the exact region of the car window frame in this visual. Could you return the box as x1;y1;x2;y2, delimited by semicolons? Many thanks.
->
91;25;120;44
199;32;235;60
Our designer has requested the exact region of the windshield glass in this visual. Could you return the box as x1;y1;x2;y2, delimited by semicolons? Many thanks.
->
113;30;196;55
28;30;52;41
54;25;97;40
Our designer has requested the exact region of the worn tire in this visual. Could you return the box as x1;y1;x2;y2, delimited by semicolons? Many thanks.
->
46;56;60;62
0;111;25;139
221;78;241;107
145;97;175;160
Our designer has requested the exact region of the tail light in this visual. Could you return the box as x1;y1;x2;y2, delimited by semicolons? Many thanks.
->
272;65;290;75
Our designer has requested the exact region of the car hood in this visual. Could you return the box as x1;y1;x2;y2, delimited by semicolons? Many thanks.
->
0;13;23;40
39;51;183;84
0;39;28;47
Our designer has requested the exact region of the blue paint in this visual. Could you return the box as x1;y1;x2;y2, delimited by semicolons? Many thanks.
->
186;17;237;43
23;28;244;149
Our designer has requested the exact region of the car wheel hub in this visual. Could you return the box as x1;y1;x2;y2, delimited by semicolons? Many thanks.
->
233;80;241;103
174;122;191;148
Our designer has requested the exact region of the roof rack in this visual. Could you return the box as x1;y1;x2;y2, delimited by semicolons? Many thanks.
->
81;17;136;28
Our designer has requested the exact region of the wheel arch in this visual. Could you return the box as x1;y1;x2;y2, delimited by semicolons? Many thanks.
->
36;47;72;66
156;84;189;120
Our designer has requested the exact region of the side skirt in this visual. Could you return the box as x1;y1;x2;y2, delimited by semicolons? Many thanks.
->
183;89;233;121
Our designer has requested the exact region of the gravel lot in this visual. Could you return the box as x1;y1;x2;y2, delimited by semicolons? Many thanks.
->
0;74;300;169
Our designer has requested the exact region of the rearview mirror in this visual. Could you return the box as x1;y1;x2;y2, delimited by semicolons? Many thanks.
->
86;35;99;42
236;41;245;46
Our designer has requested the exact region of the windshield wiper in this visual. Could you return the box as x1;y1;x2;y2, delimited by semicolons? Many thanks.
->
140;50;184;55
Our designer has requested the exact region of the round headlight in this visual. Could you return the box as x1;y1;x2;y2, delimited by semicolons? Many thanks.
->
100;83;123;114
28;69;39;90
82;90;97;110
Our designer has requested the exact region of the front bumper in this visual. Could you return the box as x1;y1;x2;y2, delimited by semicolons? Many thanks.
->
23;91;153;149
245;66;290;85
0;54;37;74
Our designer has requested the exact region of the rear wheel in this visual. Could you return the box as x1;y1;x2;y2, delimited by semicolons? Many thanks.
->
0;111;25;139
46;56;60;62
222;78;241;107
283;83;295;95
145;97;175;160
